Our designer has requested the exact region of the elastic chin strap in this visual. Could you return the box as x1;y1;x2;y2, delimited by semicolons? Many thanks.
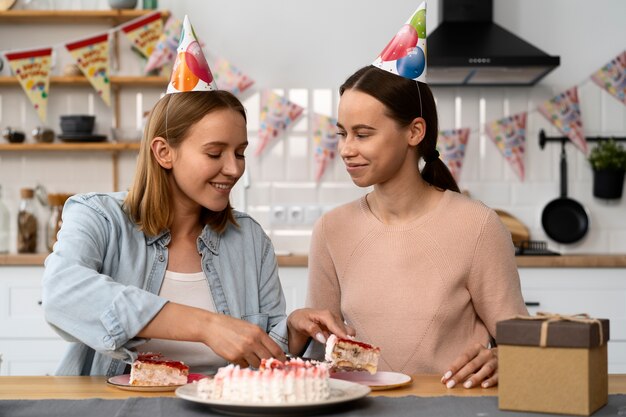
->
415;80;423;119
164;95;173;141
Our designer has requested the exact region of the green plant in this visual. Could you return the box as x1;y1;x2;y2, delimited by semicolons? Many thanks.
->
588;139;626;171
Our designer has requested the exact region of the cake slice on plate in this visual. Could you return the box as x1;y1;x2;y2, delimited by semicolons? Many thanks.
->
325;334;380;374
129;352;189;386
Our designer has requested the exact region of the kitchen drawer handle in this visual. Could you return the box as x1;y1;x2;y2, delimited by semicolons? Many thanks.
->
525;301;540;307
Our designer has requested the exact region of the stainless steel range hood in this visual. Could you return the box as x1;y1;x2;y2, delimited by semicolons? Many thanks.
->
428;0;560;86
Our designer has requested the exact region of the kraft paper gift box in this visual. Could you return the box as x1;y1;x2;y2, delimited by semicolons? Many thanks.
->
497;313;610;416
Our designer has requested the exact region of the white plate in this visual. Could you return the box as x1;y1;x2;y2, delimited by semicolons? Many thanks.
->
106;373;207;392
175;379;370;416
330;371;412;391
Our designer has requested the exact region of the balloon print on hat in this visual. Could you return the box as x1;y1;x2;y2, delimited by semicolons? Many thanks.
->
166;15;217;94
372;2;427;83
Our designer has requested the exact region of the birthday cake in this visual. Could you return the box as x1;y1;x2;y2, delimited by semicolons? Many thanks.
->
129;352;189;386
325;334;380;374
196;358;330;403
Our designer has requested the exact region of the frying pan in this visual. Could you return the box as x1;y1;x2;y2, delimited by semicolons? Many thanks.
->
541;140;589;244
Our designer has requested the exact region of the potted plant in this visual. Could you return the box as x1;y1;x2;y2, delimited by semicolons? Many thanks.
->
588;139;626;199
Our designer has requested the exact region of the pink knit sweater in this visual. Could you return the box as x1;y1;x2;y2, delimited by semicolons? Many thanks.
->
306;190;528;374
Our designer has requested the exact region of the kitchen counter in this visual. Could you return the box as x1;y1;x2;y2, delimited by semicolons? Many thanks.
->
2;253;626;268
2;374;626;399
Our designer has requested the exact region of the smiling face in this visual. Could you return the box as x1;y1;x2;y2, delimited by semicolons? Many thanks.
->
159;108;248;213
337;89;422;188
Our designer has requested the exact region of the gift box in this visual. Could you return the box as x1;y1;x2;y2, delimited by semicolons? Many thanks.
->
497;313;610;416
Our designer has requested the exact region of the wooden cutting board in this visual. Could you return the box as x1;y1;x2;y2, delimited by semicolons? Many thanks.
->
494;209;530;244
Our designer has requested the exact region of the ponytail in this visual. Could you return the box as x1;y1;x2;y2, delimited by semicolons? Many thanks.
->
421;157;460;193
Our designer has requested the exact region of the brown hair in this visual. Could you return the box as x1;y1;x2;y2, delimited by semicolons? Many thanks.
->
124;91;247;236
339;66;460;193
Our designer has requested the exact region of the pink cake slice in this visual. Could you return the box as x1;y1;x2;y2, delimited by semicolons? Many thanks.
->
129;352;189;386
325;334;381;374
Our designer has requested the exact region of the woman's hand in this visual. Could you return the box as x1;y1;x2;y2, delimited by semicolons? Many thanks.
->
287;308;355;356
202;313;286;369
440;343;498;389
138;303;285;369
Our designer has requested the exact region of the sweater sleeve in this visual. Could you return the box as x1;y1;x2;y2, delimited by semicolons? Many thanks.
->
306;215;343;319
466;209;529;339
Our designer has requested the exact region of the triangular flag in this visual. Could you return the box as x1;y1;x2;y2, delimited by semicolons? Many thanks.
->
120;12;163;59
144;16;182;74
256;90;304;156
372;2;427;82
591;50;626;105
437;128;470;182
312;113;338;181
167;15;217;94
538;87;587;154
65;34;111;105
5;47;52;122
213;57;254;96
485;112;527;181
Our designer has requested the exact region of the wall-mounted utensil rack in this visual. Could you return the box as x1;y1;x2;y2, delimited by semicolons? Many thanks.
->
539;129;626;149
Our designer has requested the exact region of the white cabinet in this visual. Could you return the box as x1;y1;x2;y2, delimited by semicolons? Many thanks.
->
278;267;308;314
518;268;626;374
0;265;309;375
0;266;66;376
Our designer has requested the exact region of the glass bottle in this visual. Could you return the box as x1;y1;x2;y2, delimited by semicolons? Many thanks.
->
0;185;9;253
17;188;38;254
47;193;69;252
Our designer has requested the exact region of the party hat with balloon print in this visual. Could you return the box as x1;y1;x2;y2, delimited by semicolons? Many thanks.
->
166;15;217;94
372;1;427;82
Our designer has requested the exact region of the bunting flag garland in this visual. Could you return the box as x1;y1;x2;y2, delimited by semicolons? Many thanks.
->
5;48;52;122
120;12;163;59
538;87;587;155
372;1;427;82
256;90;304;156
591;50;626;105
65;34;111;105
485;112;527;181
437;128;470;182
312;114;339;181
144;16;182;74
213;57;254;96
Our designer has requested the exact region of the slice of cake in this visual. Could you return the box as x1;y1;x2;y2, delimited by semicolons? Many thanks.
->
325;334;380;374
197;358;330;403
129;352;189;386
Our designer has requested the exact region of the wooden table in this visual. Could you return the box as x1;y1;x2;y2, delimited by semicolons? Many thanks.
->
2;374;626;400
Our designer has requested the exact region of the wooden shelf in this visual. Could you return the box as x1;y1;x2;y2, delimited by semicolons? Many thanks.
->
0;76;168;87
0;9;170;24
0;142;140;151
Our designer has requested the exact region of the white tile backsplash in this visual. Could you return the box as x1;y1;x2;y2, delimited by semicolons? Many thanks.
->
2;85;625;255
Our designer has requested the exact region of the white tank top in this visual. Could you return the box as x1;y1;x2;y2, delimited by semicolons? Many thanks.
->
137;270;228;373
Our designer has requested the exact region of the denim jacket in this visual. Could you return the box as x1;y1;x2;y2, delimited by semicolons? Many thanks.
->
42;192;290;376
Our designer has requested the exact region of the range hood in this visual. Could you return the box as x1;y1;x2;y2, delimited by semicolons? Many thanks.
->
427;0;560;86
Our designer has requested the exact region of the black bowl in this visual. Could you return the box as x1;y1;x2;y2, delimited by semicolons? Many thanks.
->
60;115;95;134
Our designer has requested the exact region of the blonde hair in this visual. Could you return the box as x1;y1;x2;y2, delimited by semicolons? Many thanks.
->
124;91;247;236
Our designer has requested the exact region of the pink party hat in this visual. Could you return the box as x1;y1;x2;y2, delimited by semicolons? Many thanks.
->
166;15;217;94
372;2;427;82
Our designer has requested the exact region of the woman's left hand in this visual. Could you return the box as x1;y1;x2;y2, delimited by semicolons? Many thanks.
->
440;343;498;389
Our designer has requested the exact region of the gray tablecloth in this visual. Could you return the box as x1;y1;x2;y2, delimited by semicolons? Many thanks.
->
2;395;626;417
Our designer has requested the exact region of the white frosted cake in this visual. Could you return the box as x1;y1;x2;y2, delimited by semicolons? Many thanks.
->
325;334;381;374
129;352;189;386
197;358;330;403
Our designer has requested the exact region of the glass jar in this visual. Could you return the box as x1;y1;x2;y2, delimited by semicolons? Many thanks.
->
0;185;9;253
47;193;70;252
17;188;38;253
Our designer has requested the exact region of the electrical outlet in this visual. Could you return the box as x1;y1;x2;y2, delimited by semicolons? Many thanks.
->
271;205;287;225
288;206;304;224
304;205;322;225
